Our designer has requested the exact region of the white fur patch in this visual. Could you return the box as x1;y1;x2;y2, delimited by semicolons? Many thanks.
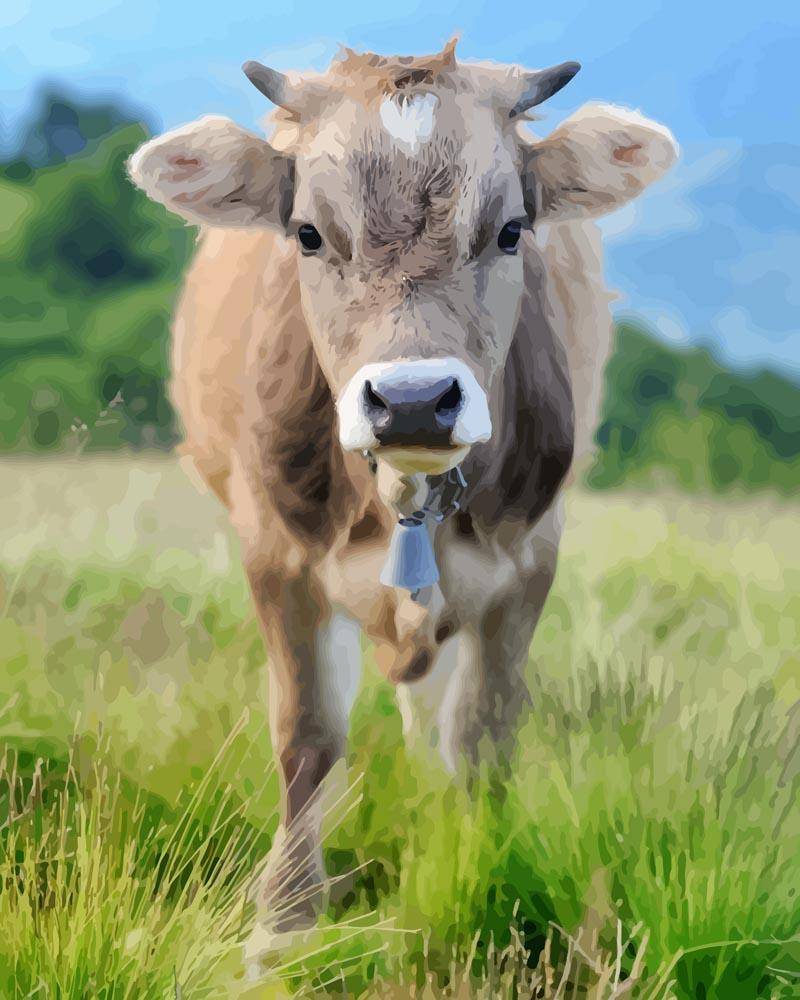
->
316;611;362;736
337;357;492;452
379;93;438;153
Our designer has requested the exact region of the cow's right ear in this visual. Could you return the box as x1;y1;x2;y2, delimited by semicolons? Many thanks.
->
127;116;294;229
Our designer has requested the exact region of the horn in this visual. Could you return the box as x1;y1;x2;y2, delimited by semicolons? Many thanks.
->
440;35;459;64
242;60;305;113
509;61;581;118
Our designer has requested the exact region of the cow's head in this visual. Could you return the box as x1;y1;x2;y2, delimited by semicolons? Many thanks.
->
129;40;677;476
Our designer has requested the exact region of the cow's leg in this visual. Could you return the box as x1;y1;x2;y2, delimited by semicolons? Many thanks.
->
246;564;362;938
399;512;561;774
396;630;478;772
397;599;540;776
454;565;555;768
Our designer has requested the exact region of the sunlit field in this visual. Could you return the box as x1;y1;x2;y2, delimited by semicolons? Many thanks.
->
1;457;798;998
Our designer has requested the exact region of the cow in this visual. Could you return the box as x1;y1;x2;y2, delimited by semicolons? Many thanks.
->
128;38;677;950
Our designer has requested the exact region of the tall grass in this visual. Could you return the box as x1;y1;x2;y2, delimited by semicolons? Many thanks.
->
0;722;396;999
0;720;262;997
0;459;798;997
318;665;799;997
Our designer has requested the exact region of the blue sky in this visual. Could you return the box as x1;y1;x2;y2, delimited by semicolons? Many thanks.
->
2;0;799;377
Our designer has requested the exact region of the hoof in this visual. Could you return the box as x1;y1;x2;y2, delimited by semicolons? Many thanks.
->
247;823;327;941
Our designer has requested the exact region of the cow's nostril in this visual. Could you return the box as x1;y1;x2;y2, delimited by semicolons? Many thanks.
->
364;381;389;412
435;380;462;414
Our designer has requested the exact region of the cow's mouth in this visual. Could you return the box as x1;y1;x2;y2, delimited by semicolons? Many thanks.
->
374;444;469;476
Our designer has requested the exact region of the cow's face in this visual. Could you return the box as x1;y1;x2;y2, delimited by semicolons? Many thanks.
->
129;44;677;475
288;93;534;474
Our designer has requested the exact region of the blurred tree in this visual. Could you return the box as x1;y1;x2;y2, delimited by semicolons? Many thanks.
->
9;88;145;168
588;324;800;495
0;91;193;451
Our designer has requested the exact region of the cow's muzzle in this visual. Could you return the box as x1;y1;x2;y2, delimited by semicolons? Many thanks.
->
337;358;492;472
364;374;461;448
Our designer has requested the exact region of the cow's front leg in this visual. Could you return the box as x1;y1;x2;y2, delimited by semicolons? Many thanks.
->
246;564;362;937
456;561;555;767
398;551;558;774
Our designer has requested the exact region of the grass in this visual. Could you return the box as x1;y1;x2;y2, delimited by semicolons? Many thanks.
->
0;456;798;998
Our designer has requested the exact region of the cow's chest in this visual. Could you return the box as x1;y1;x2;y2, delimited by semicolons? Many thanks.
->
312;505;561;682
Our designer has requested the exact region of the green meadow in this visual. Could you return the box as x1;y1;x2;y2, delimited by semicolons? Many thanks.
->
0;457;798;998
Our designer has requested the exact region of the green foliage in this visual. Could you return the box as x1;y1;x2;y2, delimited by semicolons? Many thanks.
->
0;739;265;999
0;95;193;451
589;324;800;495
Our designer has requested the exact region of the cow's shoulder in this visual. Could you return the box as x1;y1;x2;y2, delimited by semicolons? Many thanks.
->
170;228;285;506
233;261;365;560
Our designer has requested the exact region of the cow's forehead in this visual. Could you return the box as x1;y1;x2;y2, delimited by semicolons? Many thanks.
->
293;92;524;262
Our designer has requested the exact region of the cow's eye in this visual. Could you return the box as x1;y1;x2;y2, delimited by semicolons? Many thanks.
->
297;224;323;253
497;220;522;255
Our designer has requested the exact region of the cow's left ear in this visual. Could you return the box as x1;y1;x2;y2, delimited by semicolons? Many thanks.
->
522;103;678;221
127;116;294;229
